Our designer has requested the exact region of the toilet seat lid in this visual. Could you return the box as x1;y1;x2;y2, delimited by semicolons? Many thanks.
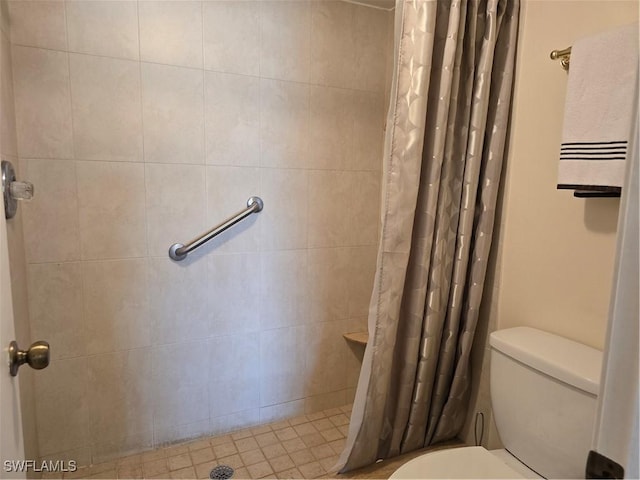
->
389;446;526;479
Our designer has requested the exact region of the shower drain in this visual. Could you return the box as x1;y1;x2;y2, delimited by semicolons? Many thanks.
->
210;465;234;479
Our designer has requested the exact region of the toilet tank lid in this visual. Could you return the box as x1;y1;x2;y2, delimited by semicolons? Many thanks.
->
490;327;603;395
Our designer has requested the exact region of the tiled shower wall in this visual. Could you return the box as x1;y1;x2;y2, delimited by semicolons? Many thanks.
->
8;0;392;466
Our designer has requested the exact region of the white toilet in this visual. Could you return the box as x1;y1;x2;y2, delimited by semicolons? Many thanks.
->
390;326;603;479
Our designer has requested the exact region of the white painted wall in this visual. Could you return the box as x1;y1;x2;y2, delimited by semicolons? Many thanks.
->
495;0;638;349
462;0;638;448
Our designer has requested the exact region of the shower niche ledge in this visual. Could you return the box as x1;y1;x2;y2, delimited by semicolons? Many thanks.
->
343;331;368;345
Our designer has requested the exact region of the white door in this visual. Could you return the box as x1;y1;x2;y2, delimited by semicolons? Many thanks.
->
589;92;639;479
0;196;25;478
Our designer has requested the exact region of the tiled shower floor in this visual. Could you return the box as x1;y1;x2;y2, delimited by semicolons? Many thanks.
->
59;405;352;479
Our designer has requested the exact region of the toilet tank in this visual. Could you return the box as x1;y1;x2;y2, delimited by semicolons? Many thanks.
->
489;327;602;479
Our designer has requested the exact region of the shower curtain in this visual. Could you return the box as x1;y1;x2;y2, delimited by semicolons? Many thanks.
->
338;0;519;471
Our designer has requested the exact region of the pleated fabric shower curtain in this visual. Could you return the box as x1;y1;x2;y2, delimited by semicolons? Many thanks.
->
337;0;520;472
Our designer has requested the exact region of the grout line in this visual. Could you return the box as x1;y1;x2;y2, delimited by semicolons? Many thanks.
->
25;242;379;266
200;0;205;72
64;3;90;431
10;42;387;96
136;0;150;260
62;1;75;162
134;0;159;443
255;1;265;367
200;1;207;172
200;0;213;429
15;156;383;176
304;0;313;256
201;0;210;247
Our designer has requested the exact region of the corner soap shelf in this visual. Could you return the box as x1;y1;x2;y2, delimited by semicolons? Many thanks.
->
343;332;368;345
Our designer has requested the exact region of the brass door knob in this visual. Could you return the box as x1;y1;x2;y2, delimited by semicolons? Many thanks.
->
8;340;50;376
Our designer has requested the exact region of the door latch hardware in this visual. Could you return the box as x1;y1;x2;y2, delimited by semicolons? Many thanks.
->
8;340;50;376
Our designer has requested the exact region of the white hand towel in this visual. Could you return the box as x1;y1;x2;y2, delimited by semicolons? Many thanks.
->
557;23;639;194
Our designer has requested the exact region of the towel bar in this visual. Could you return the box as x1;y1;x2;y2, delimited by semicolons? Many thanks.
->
550;46;571;70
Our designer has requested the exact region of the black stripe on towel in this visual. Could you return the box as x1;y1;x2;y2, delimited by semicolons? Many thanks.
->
557;184;622;197
560;153;626;157
561;141;628;146
573;190;622;198
560;142;627;161
560;147;627;152
560;152;627;158
559;157;626;161
560;144;627;148
558;184;622;192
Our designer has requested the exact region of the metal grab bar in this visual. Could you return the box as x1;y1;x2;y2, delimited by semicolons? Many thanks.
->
169;196;263;261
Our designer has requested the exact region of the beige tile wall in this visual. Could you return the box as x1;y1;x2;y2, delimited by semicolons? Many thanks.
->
8;0;391;466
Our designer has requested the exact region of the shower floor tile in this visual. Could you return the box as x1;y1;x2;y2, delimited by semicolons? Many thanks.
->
57;404;352;479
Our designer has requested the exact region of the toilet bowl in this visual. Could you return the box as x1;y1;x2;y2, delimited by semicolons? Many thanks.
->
389;327;603;479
